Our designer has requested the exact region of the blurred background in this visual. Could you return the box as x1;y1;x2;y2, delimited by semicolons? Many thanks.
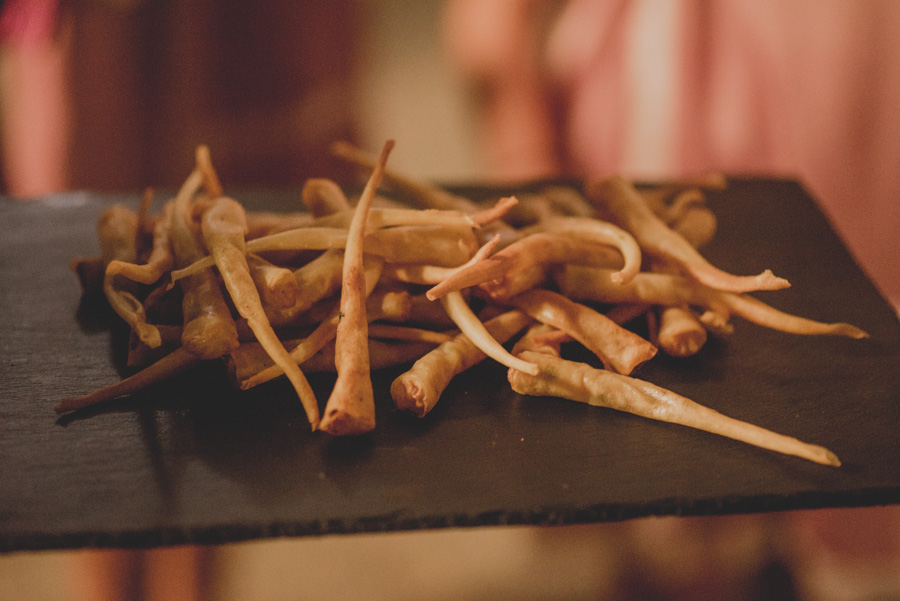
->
1;0;899;599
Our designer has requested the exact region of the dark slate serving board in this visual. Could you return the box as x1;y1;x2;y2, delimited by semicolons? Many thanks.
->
1;179;898;553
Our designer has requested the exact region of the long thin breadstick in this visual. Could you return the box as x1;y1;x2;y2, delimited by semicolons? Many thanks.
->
55;348;202;414
586;175;788;293
556;267;869;339
439;290;539;376
509;351;840;467
169;169;240;359
318;140;395;436
201;196;320;429
504;288;657;375
391;310;532;417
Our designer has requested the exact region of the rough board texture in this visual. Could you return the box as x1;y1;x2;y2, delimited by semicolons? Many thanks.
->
1;180;898;553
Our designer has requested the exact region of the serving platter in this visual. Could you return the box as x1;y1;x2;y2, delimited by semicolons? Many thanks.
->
1;178;898;553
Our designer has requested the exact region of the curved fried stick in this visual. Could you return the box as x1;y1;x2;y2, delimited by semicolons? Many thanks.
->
98;204;163;348
330;140;475;212
509;351;840;467
391;310;532;417
170;170;240;359
556;266;869;339
426;232;627;301
319;140;395;436
302;178;352;217
202;195;320;428
384;233;501;286
106;201;175;285
587;175;788;292
55;348;201;414
439;290;539;375
504;288;657;375
172;221;480;281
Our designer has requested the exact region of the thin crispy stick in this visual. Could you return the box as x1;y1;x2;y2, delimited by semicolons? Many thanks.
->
201;195;320;429
98;205;163;349
330;140;475;212
195;145;223;199
55;348;202;414
383;233;501;286
170;170;240;359
367;324;454;344
391;310;533;417
586;175;788;292
556;266;869;339
318;140;395;436
509;351;840;467
426;232;629;302
302;178;352;217
504;288;658;375
231;274;410;390
171;221;480;281
106;201;176;285
439;290;539;375
246;254;299;311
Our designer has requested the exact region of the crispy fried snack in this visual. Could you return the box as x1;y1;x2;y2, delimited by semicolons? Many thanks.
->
318;140;395;436
508;351;840;467
391;310;532;417
587;175;788;293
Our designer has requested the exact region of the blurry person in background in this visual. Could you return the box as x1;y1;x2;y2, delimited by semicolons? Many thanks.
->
0;0;70;196
445;0;900;311
445;1;900;599
0;0;359;197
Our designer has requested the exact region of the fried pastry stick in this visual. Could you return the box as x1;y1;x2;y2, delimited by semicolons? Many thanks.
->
503;288;658;375
98;205;163;349
440;290;539;376
330;140;475;212
556;266;869;339
649;195;717;357
55;348;202;414
105;200;175;286
170;170;240;359
246;254;299;311
170;221;480;281
201;195;321;429
586;175;789;293
302;178;352;217
234;277;397;389
391;310;533;417
319;140;395;436
425;230;634;302
508;351;840;467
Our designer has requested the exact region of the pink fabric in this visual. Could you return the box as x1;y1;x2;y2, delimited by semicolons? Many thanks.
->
446;0;900;306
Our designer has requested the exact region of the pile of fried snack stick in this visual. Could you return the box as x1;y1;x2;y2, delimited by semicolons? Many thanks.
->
60;140;868;466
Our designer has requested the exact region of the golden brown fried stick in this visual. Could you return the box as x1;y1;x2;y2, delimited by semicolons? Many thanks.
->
586;175;788;292
383;233;501;286
169;170;240;359
302;178;352;217
105;200;176;286
231;280;404;388
55;348;202;414
391;310;533;417
319;140;395;436
172;221;481;281
426;232;629;302
508;351;840;466
440;290;539;376
201;195;321;429
98;204;164;349
556;266;869;339
246;254;300;311
330;140;475;212
504;288;658;375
